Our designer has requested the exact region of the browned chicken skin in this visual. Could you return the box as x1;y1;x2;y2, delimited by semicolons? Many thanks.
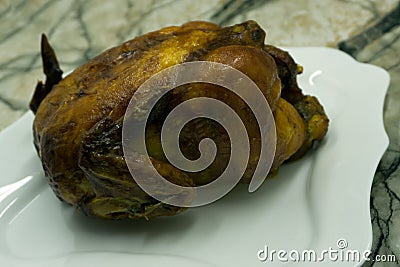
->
30;21;328;219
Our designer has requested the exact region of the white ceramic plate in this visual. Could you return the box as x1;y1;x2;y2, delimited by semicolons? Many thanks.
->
0;47;389;267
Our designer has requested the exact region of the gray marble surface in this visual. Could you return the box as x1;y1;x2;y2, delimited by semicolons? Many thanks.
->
0;0;399;266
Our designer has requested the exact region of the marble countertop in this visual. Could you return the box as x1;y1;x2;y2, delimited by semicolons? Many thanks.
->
0;0;399;266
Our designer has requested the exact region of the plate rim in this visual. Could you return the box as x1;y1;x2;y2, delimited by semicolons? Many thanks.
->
0;46;391;267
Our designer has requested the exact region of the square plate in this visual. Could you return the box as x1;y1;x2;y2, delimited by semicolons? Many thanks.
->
0;47;389;267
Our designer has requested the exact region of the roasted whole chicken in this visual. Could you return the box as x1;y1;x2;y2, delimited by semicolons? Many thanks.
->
30;21;328;219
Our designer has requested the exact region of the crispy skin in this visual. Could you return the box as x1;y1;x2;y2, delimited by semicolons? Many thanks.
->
31;21;328;219
263;45;329;158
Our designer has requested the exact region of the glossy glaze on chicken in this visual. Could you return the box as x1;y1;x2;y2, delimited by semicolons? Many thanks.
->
30;21;328;219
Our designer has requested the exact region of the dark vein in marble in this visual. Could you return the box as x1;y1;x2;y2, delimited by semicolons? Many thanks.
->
0;1;11;17
24;1;79;72
151;0;184;11
0;95;23;111
387;148;400;153
0;0;29;17
384;183;394;237
388;60;400;70
337;0;380;20
14;0;29;11
382;179;400;265
198;5;222;19
364;30;400;63
0;1;76;111
379;153;400;178
115;0;135;43
210;0;272;25
385;177;400;203
0;0;73;84
0;53;37;70
367;153;400;266
76;0;92;61
115;0;184;42
0;3;72;78
0;0;55;45
338;2;400;56
368;195;385;267
369;184;399;266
